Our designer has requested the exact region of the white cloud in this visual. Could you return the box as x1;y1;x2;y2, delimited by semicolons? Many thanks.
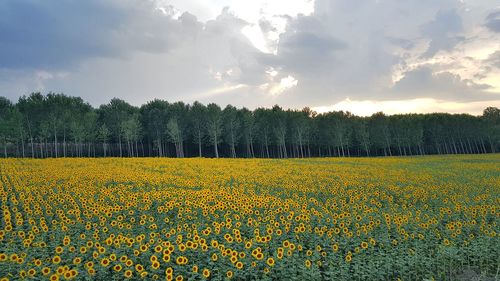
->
269;75;298;96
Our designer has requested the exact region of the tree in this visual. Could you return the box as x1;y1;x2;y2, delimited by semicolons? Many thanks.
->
2;92;498;158
254;108;272;158
482;107;500;153
206;103;222;158
288;109;310;158
83;111;98;157
96;124;110;157
189;101;207;157
166;118;183;158
17;93;45;158
352;117;370;156
240;108;255;158
166;102;189;158
222;105;241;158
369;112;392;156
122;114;141;157
271;105;288;158
0;97;17;157
98;99;136;157
69;119;86;157
140;100;169;157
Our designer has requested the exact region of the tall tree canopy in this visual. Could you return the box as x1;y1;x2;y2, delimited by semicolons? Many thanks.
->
0;93;498;158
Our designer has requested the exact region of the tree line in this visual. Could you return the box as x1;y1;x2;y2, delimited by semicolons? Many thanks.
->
0;92;499;158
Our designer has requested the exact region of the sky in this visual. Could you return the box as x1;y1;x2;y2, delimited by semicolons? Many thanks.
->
0;0;499;116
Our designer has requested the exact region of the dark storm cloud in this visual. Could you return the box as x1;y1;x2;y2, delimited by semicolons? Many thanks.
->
0;0;180;69
391;66;494;101
420;9;465;58
487;51;500;68
263;16;346;75
485;10;500;32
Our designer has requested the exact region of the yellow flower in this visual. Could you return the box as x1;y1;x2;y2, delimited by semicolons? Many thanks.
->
124;270;133;278
100;258;110;267
202;268;210;278
52;255;61;264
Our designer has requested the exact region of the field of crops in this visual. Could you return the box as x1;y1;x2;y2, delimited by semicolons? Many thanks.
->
0;155;498;280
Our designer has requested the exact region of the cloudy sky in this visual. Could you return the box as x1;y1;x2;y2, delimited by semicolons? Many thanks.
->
1;0;499;115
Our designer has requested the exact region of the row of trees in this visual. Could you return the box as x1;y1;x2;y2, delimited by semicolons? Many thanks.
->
0;93;499;158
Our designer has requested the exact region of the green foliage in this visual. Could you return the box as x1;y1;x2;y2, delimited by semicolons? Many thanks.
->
0;93;499;158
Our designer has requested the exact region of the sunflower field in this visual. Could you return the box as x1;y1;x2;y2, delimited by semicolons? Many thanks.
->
0;155;498;280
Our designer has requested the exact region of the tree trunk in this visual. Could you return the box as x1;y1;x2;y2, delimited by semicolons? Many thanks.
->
230;131;236;158
40;140;44;158
451;139;458;154
53;124;58;158
3;137;7;158
30;137;34;158
264;136;270;158
282;138;288;158
158;137;163;157
214;133;219;158
480;138;487;154
63;130;66;157
118;134;123;157
198;131;202;157
20;129;25;158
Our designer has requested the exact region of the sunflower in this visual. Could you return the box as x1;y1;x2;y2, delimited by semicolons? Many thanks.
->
345;255;352;263
202;268;210;278
63;271;72;280
52;255;61;264
100;258;110;267
332;244;339;252
27;269;36;276
135;264;144;272
124;270;133;278
55;246;64;254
